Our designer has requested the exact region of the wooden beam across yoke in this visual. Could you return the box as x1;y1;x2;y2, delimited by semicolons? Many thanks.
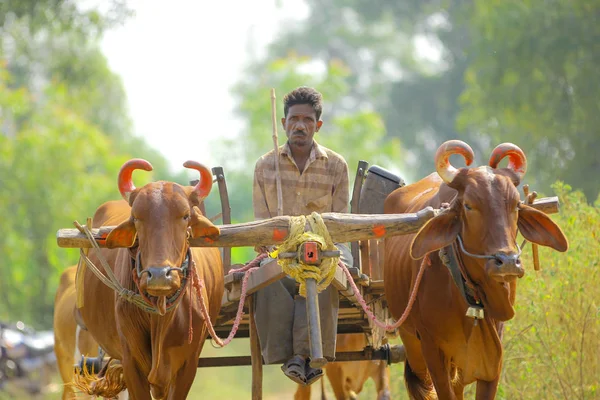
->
56;197;560;250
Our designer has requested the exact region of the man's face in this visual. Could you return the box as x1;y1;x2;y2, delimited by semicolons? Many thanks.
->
281;103;323;149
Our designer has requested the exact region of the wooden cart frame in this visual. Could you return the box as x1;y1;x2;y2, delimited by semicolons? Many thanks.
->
192;163;557;399
57;162;559;399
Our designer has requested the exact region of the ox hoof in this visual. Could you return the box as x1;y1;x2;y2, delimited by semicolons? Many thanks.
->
377;389;392;400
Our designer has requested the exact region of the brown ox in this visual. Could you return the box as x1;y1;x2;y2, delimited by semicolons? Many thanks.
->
77;159;223;400
54;265;98;400
294;334;391;400
383;141;568;399
54;266;128;400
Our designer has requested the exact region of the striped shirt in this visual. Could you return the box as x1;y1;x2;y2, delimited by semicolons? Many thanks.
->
253;141;349;219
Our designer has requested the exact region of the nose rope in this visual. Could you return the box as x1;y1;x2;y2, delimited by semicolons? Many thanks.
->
456;235;522;260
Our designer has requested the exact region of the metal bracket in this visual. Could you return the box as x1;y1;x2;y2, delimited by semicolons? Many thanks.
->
278;241;340;265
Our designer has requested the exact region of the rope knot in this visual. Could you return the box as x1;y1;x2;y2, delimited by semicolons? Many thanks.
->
269;212;339;297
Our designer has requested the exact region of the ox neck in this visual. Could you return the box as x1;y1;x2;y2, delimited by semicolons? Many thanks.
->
440;244;482;310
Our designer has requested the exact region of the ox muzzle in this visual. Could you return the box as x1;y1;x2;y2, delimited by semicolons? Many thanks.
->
457;235;524;282
485;252;524;282
135;249;190;297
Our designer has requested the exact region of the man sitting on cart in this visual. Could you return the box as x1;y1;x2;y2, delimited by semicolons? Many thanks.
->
252;86;353;386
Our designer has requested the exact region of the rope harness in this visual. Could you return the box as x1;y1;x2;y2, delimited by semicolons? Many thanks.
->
76;224;183;315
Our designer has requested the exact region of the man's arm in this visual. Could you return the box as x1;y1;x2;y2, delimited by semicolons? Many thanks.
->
252;159;272;220
331;158;350;214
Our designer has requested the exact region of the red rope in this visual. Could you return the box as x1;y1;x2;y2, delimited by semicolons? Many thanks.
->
187;252;267;346
341;254;431;331
187;250;426;344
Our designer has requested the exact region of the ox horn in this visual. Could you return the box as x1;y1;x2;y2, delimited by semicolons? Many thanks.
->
488;143;527;180
118;158;153;201
183;161;213;200
434;140;475;184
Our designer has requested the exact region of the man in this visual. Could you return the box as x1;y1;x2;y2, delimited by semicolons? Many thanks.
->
252;86;353;386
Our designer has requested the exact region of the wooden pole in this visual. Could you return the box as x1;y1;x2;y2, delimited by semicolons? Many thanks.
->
271;88;283;217
56;196;560;249
305;278;326;368
247;296;263;400
57;207;439;249
523;184;541;271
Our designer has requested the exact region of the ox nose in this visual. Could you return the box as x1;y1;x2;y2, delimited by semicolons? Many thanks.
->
487;253;524;282
144;267;175;292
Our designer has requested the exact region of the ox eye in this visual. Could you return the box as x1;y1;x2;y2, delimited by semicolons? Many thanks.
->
183;214;190;221
464;204;472;211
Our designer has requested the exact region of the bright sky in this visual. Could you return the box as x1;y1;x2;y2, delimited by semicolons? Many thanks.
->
101;0;308;172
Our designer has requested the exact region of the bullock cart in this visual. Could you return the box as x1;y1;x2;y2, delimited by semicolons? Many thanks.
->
56;164;559;399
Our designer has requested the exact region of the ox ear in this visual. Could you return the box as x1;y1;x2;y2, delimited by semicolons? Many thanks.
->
105;219;137;249
189;206;220;239
411;211;461;260
518;204;568;252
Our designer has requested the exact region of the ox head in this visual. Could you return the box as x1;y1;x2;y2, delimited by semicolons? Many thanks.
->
411;140;568;320
104;159;219;312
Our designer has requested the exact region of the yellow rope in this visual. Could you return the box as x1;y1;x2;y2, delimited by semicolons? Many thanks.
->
269;212;339;297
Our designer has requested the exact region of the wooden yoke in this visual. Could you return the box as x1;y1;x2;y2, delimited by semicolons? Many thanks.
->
56;196;560;249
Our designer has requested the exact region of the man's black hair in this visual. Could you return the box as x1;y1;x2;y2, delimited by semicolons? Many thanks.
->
283;86;323;121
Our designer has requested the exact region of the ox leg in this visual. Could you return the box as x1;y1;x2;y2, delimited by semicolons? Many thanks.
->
475;376;500;399
54;337;79;400
324;363;348;400
120;352;151;400
400;332;434;400
167;361;198;400
371;361;391;400
420;333;455;400
294;383;312;400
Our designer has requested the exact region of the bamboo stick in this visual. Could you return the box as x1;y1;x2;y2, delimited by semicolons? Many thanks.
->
271;88;283;217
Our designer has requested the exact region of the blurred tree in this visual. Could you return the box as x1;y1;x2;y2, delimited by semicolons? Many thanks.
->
0;1;184;327
222;55;402;263
0;70;124;326
459;0;600;200
244;0;598;199
256;0;476;182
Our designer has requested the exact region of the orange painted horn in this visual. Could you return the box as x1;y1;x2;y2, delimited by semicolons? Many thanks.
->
183;161;213;200
434;140;474;184
488;143;527;180
118;159;153;201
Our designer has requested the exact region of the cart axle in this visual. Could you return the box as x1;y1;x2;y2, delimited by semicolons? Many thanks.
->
197;344;405;368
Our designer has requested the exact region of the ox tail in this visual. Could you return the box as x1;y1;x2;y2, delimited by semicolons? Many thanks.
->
404;359;435;400
72;358;127;398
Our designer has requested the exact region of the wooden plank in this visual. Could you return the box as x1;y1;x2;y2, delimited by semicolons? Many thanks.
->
369;280;384;292
331;265;360;305
248;296;262;400
221;260;285;308
526;196;559;214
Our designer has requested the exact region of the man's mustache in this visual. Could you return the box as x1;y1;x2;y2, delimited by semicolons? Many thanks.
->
292;131;306;136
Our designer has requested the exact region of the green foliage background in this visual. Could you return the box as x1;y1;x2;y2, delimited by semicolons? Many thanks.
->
0;0;598;398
